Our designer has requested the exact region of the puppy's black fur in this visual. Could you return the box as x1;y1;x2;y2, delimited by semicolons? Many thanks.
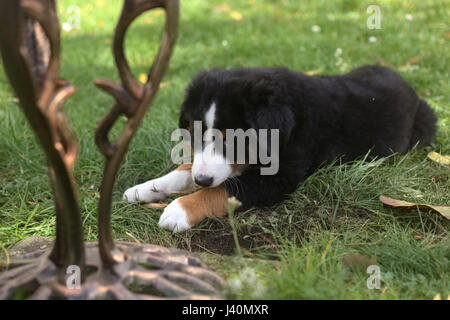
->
179;66;437;211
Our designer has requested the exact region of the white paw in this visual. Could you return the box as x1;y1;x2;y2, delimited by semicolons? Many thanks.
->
158;199;191;233
122;180;165;203
123;170;194;203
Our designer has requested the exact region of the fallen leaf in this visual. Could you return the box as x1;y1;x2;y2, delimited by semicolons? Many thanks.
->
405;55;421;66
342;253;377;271
142;202;167;209
152;10;163;17
427;151;450;165
413;234;423;239
126;232;141;244
445;31;450;39
138;73;147;84
230;11;243;21
305;68;324;76
215;4;230;12
380;195;450;220
375;57;394;68
431;293;449;300
143;17;153;24
150;187;200;195
96;0;105;9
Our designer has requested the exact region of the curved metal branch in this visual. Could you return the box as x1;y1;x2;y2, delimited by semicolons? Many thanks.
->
0;0;85;282
21;0;61;108
94;0;179;273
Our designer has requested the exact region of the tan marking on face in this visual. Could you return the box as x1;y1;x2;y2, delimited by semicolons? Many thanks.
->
230;163;239;173
175;163;193;171
177;185;228;226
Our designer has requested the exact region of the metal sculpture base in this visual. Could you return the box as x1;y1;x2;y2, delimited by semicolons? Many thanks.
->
0;241;225;300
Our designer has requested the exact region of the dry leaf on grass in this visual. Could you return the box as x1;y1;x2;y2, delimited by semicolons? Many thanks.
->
305;68;324;76
375;57;394;68
404;55;422;66
432;293;450;300
142;202;168;209
126;232;141;244
138;73;147;84
141;187;201;210
427;151;450;165
150;187;200;195
214;4;230;13
342;253;377;271
379;195;450;220
230;11;243;21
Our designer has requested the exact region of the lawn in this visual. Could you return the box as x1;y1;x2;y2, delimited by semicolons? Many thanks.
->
0;0;449;299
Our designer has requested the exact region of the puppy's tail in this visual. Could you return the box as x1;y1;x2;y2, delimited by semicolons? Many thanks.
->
409;99;437;149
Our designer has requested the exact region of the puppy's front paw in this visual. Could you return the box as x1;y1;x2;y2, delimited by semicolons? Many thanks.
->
158;198;191;233
123;180;164;203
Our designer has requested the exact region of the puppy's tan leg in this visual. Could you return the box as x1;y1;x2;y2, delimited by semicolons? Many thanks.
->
123;164;194;203
158;185;228;232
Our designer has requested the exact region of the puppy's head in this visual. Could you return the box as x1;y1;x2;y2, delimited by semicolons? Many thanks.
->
179;68;295;187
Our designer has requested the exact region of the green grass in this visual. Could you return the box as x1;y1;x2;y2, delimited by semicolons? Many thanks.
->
0;0;449;299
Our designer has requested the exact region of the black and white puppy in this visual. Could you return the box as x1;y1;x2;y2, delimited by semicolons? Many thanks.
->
124;65;437;232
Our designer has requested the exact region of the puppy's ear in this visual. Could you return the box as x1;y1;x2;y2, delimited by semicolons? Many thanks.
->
244;78;295;151
247;105;295;154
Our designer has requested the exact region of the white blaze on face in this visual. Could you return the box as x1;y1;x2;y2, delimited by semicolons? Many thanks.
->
205;101;216;130
192;102;232;187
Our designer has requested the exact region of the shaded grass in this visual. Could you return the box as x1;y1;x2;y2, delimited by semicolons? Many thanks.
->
0;0;449;299
235;232;450;299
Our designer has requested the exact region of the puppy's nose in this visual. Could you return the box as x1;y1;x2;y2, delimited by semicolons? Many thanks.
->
194;175;213;187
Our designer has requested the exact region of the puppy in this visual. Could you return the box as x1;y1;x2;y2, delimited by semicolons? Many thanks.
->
124;65;437;232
